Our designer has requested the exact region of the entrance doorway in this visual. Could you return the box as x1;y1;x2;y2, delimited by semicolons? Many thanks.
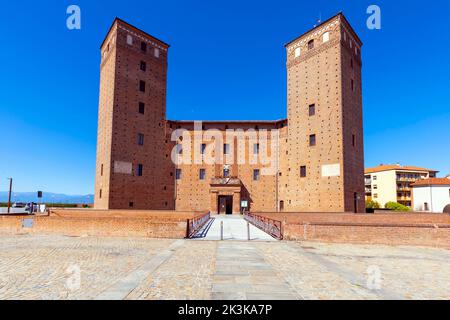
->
218;196;233;215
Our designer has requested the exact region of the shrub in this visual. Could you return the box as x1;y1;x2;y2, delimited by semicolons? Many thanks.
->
385;202;411;212
366;200;381;209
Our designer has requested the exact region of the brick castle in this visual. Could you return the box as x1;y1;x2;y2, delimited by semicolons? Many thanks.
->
94;13;365;214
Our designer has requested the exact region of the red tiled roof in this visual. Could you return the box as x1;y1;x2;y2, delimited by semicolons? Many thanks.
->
365;164;438;174
411;178;450;187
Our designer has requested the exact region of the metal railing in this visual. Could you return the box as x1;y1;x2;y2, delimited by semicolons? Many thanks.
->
244;212;283;240
186;212;211;238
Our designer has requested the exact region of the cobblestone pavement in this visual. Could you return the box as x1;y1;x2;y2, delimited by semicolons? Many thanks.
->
1;234;450;300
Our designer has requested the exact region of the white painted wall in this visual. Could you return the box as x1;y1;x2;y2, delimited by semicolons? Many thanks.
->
413;186;450;213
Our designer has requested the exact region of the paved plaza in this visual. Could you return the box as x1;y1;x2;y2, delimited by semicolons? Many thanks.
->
0;233;450;300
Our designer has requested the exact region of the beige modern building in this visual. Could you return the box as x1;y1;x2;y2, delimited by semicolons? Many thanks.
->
365;164;438;208
94;13;366;214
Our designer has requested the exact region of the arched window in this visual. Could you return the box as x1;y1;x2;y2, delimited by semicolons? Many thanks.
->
308;39;314;50
322;32;330;43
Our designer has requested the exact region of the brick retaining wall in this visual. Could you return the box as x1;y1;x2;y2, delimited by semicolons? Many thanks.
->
0;213;190;239
255;212;450;248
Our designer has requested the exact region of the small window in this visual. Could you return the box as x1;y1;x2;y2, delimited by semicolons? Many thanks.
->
309;134;316;147
139;102;145;114
141;42;147;52
99;189;102;199
373;176;378;181
137;164;143;177
309;104;316;116
322;32;330;43
424;203;429;211
129;202;134;208
254;143;260;155
176;169;182;180
199;169;206;180
139;80;146;92
374;185;378;190
300;166;307;178
224;144;230;155
352;134;356;147
101;164;104;176
253;169;260;181
223;167;230;178
154;48;160;58
127;35;133;45
374;194;378;199
137;133;144;146
294;47;301;58
308;39;314;50
201;143;207;155
140;61;146;71
351;79;354;92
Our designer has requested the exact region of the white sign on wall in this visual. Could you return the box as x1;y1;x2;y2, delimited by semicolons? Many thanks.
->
322;164;341;177
114;161;132;174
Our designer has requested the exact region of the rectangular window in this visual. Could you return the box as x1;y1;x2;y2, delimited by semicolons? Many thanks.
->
254;143;260;155
176;169;182;180
101;164;104;176
253;169;260;181
99;189;102;199
141;42;147;52
139;102;145;114
129;202;134;208
139;80;146;92
223;168;230;178
199;169;206;180
351;79;354;92
373;176;377;181
300;166;307;178
137;164;143;177
154;48;160;58
309;104;316;116
224;144;230;155
137;133;144;146
352;134;356;147
309;134;316;147
201;143;207;155
140;61;146;71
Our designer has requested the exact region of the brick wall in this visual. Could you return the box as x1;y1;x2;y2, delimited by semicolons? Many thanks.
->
256;212;450;248
0;210;208;239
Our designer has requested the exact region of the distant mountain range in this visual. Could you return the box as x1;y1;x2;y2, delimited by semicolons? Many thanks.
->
0;192;94;204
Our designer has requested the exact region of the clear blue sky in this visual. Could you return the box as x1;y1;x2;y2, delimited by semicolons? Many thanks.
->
0;0;449;195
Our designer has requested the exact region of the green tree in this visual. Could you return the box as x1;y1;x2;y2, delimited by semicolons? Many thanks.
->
385;202;411;212
366;200;381;209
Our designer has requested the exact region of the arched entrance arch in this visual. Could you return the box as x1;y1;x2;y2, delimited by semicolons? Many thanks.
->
444;204;450;214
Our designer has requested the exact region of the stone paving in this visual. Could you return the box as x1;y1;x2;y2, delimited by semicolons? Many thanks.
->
1;234;450;300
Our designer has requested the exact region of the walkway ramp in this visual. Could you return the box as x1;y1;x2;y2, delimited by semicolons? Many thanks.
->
191;215;276;241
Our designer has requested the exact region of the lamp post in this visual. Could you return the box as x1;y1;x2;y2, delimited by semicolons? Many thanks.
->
7;178;13;214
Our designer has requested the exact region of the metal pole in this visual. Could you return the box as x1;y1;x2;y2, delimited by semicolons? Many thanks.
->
247;222;251;241
7;178;13;214
220;221;224;241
